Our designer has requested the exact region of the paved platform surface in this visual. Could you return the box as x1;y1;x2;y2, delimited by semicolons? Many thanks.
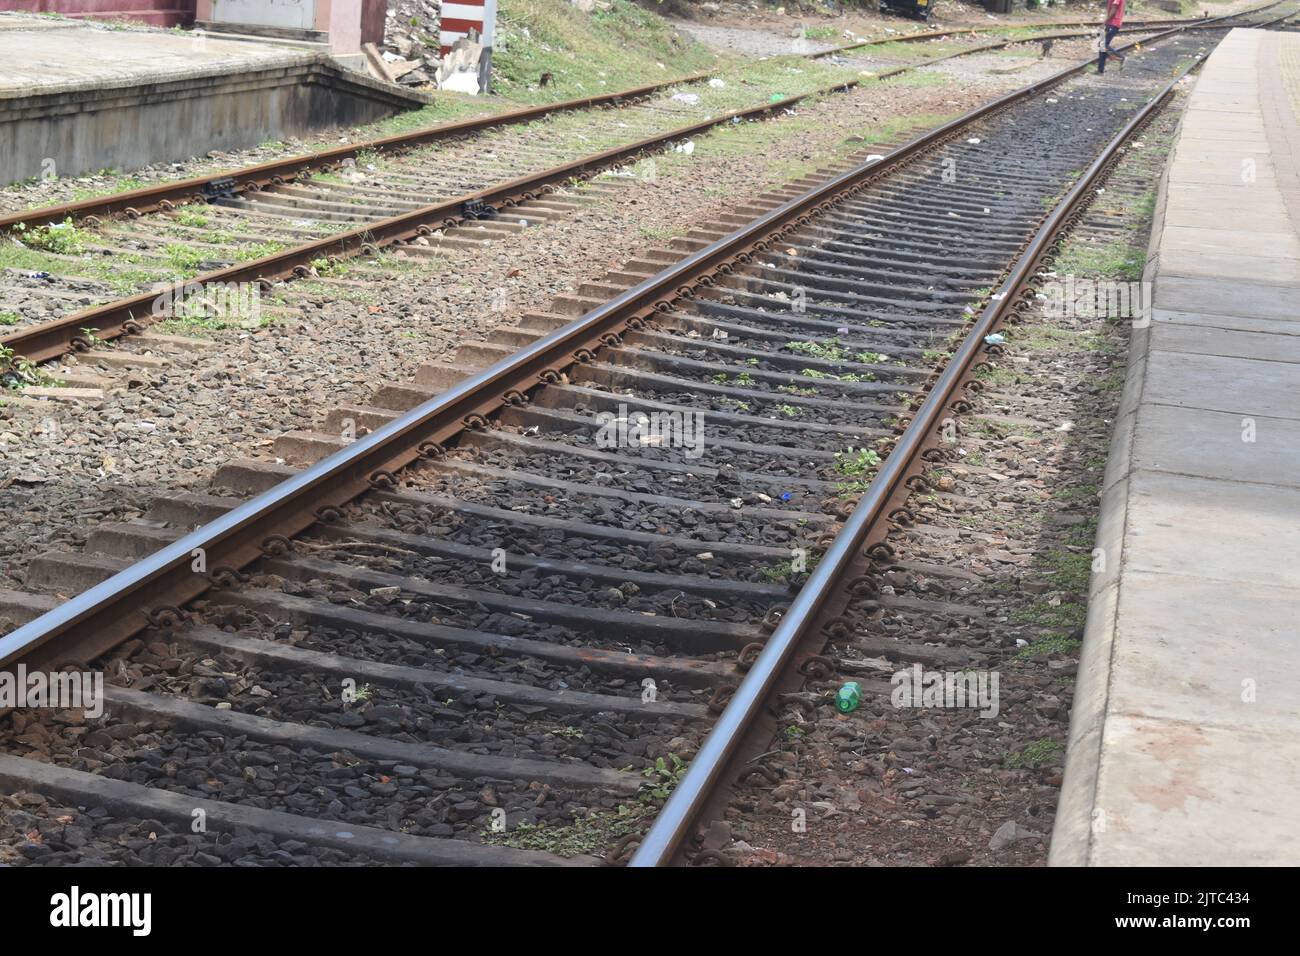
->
1052;27;1300;866
0;13;315;95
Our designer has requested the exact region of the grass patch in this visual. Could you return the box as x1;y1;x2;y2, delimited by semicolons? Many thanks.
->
862;68;953;89
649;85;930;192
638;224;682;242
174;209;210;229
481;803;653;857
1134;189;1157;221
1015;635;1082;662
1054;238;1145;281
760;548;822;581
66;174;148;205
1097;371;1125;392
784;338;889;367
162;243;206;276
12;218;87;255
1012;601;1087;630
1041;548;1093;591
154;312;268;337
154;291;271;336
235;240;288;263
1053;482;1100;503
1005;739;1062;769
309;257;351;278
0;344;62;389
0;311;19;327
972;417;1038;439
865;40;970;61
993;45;1040;58
855;112;951;145
492;0;717;102
833;445;882;497
1012;324;1118;355
1063;516;1099;550
975;364;1032;387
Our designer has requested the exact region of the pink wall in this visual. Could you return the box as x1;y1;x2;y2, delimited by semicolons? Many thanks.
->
0;0;196;25
192;0;382;53
4;0;383;53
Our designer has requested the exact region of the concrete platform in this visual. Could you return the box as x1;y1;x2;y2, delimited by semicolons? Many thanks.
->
1052;28;1300;866
0;13;428;184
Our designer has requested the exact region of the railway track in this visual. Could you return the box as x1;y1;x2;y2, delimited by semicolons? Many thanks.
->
683;86;1191;867
0;72;844;366
7;4;1275;370
0;12;1291;867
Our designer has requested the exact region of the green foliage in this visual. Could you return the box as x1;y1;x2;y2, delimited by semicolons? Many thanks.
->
1014;635;1081;662
785;338;850;361
639;754;686;801
482;803;653;857
835;446;881;477
1005;739;1062;769
174;209;210;229
1054;238;1146;281
236;240;287;262
834;445;882;498
14;218;85;255
0;344;60;389
163;243;206;275
493;0;716;102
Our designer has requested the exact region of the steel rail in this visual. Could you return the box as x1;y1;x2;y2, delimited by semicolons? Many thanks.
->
820;0;1285;55
826;19;1188;54
0;22;1138;234
3;0;1279;239
0;16;1122;366
0;79;857;365
6;2;1276;366
858;0;1297;79
0;72;714;235
851;29;1117;79
6;0;1279;238
0;29;1173;673
627;32;1220;869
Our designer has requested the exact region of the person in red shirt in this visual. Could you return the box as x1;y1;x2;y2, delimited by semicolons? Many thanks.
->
1098;0;1126;74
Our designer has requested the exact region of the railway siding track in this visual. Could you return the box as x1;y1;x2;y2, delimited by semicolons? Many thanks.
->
0;76;715;233
8;4;1266;369
0;15;1287;867
2;75;866;366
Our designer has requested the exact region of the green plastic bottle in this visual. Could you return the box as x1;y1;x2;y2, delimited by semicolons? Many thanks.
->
835;681;861;714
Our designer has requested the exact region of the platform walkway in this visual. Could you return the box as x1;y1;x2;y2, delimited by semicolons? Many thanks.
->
1052;26;1300;866
0;13;426;185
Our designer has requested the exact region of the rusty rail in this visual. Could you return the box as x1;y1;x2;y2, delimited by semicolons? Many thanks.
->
625;22;1246;868
0;79;855;365
6;1;1281;367
0;73;715;236
0;10;1230;684
0;7;1287;865
0;26;1167;673
822;0;1284;55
